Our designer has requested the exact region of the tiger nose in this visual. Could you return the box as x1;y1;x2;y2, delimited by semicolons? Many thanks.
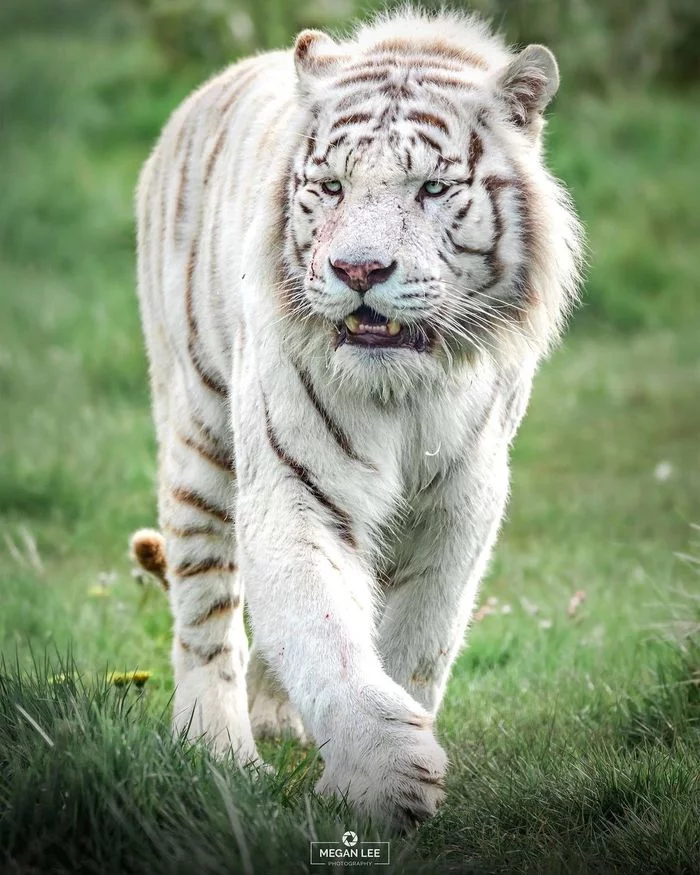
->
330;259;397;293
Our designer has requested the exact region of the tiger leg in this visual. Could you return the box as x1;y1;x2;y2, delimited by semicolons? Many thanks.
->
377;455;510;713
159;411;258;763
247;644;307;743
234;383;447;829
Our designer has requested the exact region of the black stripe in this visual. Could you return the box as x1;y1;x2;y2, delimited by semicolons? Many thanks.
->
178;433;235;473
303;126;317;165
173;124;193;246
296;367;373;468
346;54;466;73
336;91;375;111
204;128;227;186
416;130;443;155
329;112;373;133
380;82;413;100
483;175;517;192
437;249;463;277
188;595;239;626
467;130;484;183
174;558;237;578
163;522;222;538
405;111;449;135
335;71;391;87
170;486;233;523
416;74;476;93
191;415;229;450
263;398;356;548
445;228;489;257
185;242;228;397
179;639;231;665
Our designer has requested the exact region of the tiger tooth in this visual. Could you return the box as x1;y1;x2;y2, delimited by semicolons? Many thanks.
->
386;320;401;336
344;314;360;333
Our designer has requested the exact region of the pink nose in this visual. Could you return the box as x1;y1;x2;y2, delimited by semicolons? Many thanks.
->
330;259;397;293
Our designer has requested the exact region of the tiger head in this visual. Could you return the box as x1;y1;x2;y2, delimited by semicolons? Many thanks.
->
282;12;583;394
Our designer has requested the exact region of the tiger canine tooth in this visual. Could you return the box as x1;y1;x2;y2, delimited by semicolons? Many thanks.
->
386;320;401;336
344;314;361;333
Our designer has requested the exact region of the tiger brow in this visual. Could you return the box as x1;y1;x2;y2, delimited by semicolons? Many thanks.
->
423;154;467;183
309;133;349;168
437;154;464;168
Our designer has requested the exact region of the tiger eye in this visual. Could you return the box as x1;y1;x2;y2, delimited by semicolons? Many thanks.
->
422;180;450;197
321;179;343;196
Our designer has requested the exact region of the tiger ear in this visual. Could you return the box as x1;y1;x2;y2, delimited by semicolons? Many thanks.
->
294;30;341;91
497;44;559;134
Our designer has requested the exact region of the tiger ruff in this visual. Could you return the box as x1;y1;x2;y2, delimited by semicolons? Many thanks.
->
134;10;583;828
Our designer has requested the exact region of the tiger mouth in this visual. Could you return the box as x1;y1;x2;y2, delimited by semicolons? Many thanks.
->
335;305;430;352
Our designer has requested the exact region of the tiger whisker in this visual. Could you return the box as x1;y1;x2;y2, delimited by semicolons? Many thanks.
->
437;280;529;315
430;311;495;359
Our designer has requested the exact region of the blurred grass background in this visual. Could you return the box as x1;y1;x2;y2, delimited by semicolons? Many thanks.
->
0;1;699;872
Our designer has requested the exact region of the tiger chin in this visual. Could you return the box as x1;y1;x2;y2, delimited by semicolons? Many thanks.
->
133;8;583;831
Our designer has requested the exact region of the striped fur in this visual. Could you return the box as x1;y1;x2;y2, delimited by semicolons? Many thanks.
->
134;8;582;828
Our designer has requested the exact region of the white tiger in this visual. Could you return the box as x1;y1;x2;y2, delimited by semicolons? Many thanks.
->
132;8;583;829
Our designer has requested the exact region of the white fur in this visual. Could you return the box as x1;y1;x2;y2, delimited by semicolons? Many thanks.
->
135;9;582;828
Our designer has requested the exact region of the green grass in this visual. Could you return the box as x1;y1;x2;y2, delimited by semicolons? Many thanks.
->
1;636;698;874
1;16;699;875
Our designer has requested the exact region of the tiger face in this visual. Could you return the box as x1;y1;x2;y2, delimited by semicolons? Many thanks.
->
290;111;528;357
283;25;581;390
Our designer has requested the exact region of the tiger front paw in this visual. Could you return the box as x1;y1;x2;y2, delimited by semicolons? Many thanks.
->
315;690;447;831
